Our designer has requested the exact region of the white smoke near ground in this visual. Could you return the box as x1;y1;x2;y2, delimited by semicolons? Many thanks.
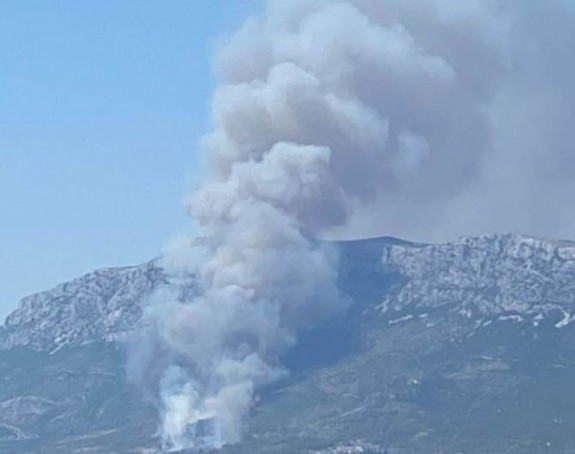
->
128;0;575;451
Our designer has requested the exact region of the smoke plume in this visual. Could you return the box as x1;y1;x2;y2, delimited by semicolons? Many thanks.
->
129;0;575;451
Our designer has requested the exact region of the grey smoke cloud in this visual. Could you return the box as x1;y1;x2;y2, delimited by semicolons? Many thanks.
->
129;0;575;450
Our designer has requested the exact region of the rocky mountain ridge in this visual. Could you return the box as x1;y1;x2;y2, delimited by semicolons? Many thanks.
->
3;233;575;353
3;233;575;453
381;233;575;325
0;260;165;352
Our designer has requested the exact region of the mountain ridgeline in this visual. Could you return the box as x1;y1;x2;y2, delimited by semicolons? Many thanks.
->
2;234;575;453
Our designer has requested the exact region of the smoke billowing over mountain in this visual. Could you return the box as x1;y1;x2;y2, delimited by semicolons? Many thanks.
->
128;0;575;451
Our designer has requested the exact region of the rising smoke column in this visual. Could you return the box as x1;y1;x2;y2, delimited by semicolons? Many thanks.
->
129;0;575;451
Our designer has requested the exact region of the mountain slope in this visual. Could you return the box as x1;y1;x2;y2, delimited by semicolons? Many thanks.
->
0;261;165;352
3;234;575;453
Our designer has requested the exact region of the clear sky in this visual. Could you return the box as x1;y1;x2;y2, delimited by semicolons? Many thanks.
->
0;0;259;320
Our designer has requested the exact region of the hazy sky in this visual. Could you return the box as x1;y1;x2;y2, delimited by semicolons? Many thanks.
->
0;1;258;319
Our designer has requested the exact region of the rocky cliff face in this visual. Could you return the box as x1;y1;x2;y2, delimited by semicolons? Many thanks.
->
0;261;165;352
5;234;575;352
3;234;575;453
382;234;575;324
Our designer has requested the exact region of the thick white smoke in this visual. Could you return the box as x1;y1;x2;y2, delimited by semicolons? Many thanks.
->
129;0;575;451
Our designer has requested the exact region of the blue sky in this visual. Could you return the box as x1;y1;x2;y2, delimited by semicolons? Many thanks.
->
0;0;259;319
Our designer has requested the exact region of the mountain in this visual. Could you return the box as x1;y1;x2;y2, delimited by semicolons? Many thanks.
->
0;261;164;352
0;262;165;454
3;234;575;453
